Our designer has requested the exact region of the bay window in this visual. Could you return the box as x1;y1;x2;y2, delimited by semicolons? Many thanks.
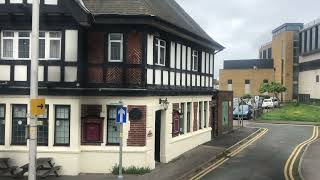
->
154;38;166;66
18;32;30;59
49;32;61;59
192;50;198;71
1;31;61;60
108;33;123;62
2;31;14;58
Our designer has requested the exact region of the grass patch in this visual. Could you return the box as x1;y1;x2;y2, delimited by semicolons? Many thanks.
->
258;103;320;122
112;165;151;175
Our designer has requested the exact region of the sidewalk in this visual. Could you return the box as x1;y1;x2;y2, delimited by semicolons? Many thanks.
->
0;127;258;180
300;139;320;180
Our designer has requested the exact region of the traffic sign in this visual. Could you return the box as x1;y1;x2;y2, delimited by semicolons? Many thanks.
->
30;98;46;116
116;106;127;124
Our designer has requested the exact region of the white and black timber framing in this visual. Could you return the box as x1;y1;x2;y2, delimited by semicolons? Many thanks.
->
0;0;222;97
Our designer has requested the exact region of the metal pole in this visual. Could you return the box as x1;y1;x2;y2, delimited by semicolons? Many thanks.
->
237;98;240;127
241;103;244;127
118;123;123;179
29;0;39;180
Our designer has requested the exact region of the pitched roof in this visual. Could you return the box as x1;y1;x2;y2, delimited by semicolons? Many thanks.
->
224;59;274;69
80;0;224;51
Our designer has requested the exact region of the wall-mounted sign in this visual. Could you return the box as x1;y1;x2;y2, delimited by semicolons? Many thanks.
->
129;108;142;121
147;130;153;137
30;98;46;116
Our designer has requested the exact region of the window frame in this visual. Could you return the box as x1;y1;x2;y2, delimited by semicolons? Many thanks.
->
37;105;49;146
187;102;191;133
54;105;71;146
1;31;62;60
199;102;203;129
228;80;233;84
11;104;28;145
192;50;199;71
0;104;5;145
245;80;250;84
154;38;166;66
180;103;185;134
108;33;124;62
48;31;62;60
204;102;208;128
106;105;120;146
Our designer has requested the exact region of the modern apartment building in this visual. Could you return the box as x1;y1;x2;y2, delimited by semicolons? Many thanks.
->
0;0;224;175
299;18;320;102
220;23;303;101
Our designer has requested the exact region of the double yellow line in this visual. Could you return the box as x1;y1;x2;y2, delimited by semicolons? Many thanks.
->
190;128;269;180
284;126;319;180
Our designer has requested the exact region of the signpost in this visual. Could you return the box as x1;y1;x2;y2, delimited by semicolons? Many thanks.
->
116;106;127;179
29;0;40;179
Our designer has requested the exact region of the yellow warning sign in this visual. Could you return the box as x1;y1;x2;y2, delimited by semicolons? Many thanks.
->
30;98;46;116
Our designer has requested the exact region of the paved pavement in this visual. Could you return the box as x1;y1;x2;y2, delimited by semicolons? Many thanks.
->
0;127;257;180
202;123;314;180
300;139;320;180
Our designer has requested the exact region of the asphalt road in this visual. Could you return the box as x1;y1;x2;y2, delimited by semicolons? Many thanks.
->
202;123;314;180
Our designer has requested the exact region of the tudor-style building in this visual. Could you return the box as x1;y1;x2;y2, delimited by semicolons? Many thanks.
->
0;0;224;175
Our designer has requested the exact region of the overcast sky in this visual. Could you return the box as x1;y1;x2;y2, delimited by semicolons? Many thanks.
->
176;0;320;79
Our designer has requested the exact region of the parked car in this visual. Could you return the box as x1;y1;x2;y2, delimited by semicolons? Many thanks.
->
272;98;279;107
262;99;274;108
233;105;253;120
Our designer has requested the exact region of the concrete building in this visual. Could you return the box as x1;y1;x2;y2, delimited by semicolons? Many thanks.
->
220;59;274;97
220;23;303;101
0;0;224;175
299;18;320;102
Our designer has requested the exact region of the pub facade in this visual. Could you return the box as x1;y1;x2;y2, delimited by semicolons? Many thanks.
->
0;0;224;175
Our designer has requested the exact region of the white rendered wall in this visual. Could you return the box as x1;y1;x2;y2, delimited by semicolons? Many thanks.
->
0;95;213;175
299;70;320;99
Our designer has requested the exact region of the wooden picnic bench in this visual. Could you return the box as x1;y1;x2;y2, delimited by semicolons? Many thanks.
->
0;158;18;176
15;157;61;179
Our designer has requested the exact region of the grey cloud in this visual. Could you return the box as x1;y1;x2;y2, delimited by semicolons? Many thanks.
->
176;0;320;79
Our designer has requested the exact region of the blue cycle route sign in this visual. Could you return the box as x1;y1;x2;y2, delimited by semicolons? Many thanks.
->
116;106;127;124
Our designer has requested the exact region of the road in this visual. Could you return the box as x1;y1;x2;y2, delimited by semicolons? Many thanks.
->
201;123;314;180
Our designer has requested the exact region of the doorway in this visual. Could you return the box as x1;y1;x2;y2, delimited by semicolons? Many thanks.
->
155;110;162;162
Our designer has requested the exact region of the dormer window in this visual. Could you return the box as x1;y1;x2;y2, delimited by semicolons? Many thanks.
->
154;38;166;66
108;33;123;62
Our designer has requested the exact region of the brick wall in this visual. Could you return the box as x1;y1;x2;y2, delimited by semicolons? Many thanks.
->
127;105;147;146
193;102;198;131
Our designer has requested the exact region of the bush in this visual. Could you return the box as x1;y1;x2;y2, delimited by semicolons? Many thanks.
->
242;94;252;99
112;165;151;175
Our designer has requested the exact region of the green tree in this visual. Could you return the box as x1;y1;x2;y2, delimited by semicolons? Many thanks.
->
259;81;287;100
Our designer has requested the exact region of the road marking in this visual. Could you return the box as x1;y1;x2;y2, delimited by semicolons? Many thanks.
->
190;128;268;180
284;126;319;180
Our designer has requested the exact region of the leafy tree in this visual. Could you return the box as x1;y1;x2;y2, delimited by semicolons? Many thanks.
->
259;81;287;100
242;94;252;99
